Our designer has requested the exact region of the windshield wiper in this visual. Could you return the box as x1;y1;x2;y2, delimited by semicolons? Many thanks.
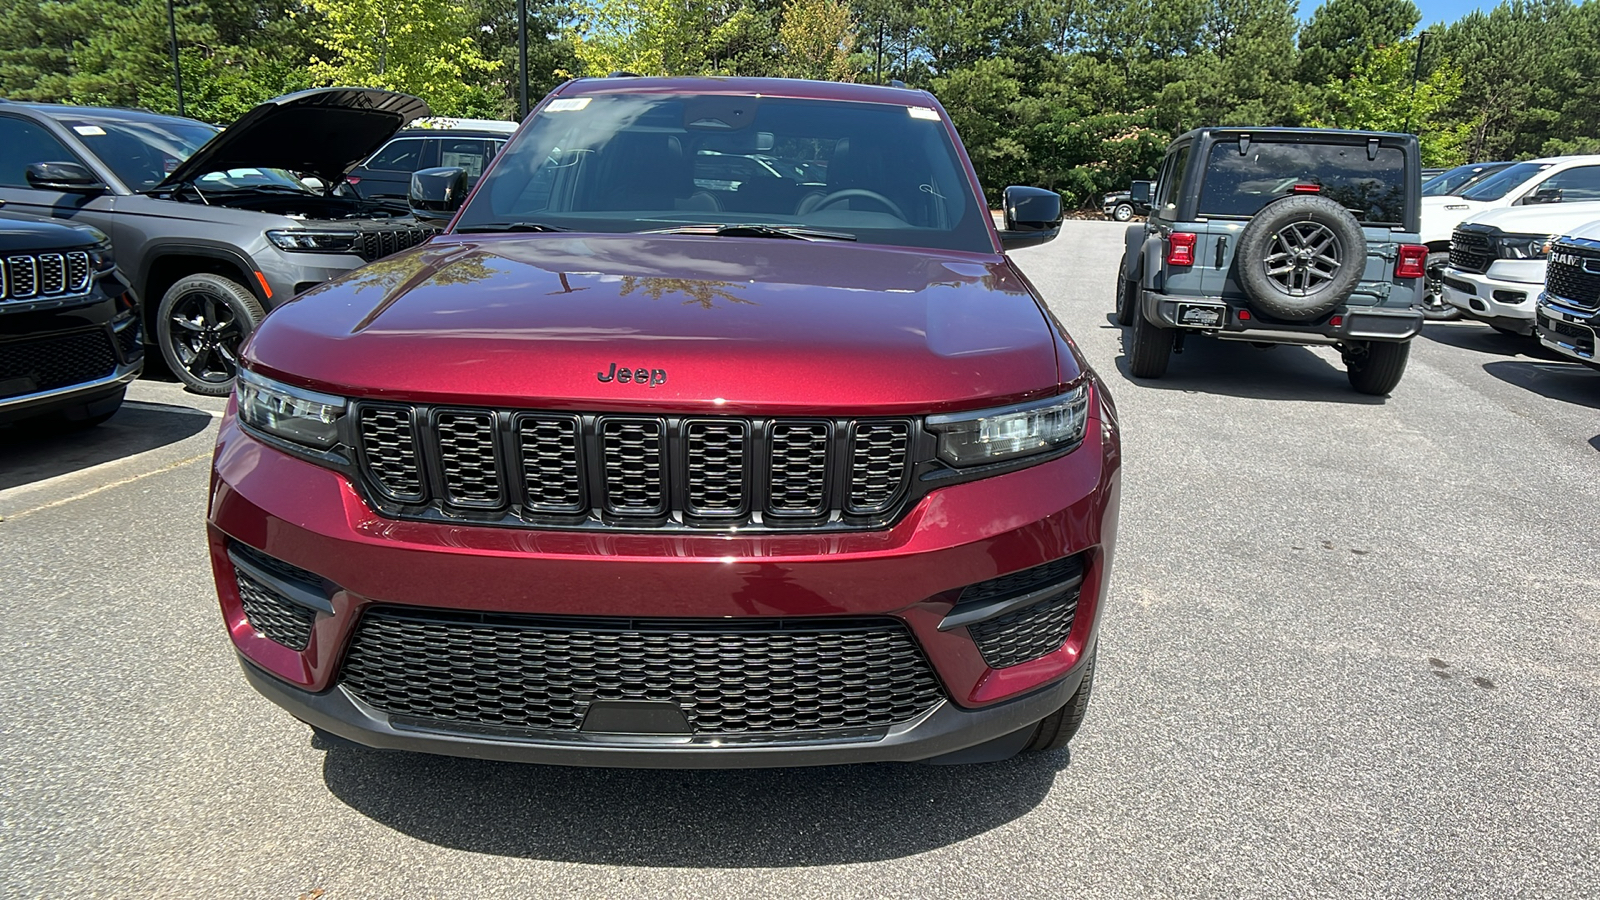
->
643;223;857;242
455;222;570;233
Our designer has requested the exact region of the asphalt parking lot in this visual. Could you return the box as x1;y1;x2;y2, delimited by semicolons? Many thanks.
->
3;219;1597;898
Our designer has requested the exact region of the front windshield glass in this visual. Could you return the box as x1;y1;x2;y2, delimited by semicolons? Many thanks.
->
1423;164;1505;196
1458;161;1552;202
62;116;308;192
453;93;992;252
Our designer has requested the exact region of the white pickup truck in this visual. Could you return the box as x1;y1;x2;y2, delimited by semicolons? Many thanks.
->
1419;155;1600;319
1440;201;1600;334
1535;218;1600;367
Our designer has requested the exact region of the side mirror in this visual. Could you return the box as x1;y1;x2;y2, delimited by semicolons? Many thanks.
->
998;186;1062;251
409;166;469;224
26;161;105;194
1129;181;1152;205
1525;187;1563;205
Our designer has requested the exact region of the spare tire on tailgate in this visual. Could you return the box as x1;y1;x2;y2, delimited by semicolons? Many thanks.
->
1235;194;1366;322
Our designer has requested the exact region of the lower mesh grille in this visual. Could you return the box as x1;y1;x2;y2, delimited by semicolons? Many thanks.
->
0;327;117;399
340;610;946;737
236;573;317;650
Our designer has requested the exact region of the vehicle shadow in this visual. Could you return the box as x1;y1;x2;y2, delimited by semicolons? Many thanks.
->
1417;321;1566;360
1110;324;1383;404
0;401;212;491
1481;359;1600;410
320;747;1066;866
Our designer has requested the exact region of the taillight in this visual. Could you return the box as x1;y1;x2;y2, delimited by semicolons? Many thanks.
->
1396;244;1428;279
1167;232;1197;267
345;176;362;185
1292;183;1321;194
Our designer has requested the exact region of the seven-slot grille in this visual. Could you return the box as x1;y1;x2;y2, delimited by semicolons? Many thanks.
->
1;251;92;301
353;404;917;529
1546;242;1600;311
339;609;945;737
1448;228;1494;273
355;225;438;262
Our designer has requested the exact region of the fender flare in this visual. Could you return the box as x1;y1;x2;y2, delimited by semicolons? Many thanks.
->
134;240;267;306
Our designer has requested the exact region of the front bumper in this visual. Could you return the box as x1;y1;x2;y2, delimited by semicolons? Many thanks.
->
1441;263;1542;334
1143;292;1422;344
1536;295;1600;365
208;396;1120;766
0;290;143;423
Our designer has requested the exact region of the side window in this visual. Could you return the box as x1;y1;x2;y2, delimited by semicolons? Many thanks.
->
1530;165;1600;203
0;117;83;187
366;138;427;172
1159;145;1191;215
439;139;494;179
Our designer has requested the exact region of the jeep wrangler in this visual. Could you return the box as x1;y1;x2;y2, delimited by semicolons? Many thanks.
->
1115;128;1428;395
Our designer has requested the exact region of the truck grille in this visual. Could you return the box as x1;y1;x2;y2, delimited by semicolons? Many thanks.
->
353;404;918;530
355;225;438;262
0;327;117;399
1546;242;1600;311
339;609;945;737
1448;228;1493;274
1;251;92;301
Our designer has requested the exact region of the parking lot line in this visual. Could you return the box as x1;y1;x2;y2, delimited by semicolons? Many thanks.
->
0;450;209;521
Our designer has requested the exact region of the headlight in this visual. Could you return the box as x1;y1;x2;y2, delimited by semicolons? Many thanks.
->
925;385;1090;466
266;229;359;253
1494;233;1552;260
236;369;346;449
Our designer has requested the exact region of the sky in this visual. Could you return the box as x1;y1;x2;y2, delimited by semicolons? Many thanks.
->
1298;0;1493;27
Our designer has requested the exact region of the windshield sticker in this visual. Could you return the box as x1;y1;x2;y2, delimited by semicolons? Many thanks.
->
908;107;940;120
73;124;106;136
546;98;591;112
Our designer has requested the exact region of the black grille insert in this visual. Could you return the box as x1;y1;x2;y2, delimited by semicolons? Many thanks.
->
0;327;117;399
236;573;317;650
1448;228;1494;274
958;555;1086;669
1547;243;1600;311
340;609;945;738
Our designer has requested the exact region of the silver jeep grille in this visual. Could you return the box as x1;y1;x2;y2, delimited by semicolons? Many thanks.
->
1;251;92;302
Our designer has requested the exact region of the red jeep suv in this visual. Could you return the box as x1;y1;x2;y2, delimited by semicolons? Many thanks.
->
208;77;1121;767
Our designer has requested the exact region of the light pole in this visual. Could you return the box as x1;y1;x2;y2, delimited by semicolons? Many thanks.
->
166;0;185;117
517;0;528;119
1405;30;1430;134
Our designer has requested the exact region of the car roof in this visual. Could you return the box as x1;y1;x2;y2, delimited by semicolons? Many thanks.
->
0;101;212;129
1518;155;1600;165
555;76;934;106
1173;126;1417;143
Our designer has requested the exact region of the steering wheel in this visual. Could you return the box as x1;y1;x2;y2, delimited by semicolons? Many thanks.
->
811;189;908;221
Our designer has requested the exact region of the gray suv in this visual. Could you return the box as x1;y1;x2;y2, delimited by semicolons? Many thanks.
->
1115;128;1428;395
0;88;440;394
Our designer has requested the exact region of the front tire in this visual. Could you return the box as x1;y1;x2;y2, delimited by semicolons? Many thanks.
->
1128;307;1174;378
1112;203;1134;222
1345;340;1411;395
1022;650;1097;753
157;273;265;396
1417;251;1460;321
1115;270;1137;326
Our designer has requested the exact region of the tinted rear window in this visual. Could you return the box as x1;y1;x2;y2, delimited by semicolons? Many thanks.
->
1198;141;1407;224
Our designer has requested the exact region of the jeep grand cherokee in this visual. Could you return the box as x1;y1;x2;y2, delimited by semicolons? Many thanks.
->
208;77;1121;767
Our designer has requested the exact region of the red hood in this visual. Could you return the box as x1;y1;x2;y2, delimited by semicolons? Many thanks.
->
245;234;1067;415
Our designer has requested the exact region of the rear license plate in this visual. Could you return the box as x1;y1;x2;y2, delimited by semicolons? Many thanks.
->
1177;303;1225;328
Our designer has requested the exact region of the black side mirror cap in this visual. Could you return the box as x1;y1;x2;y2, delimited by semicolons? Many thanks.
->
409;166;469;224
1129;181;1152;205
998;186;1062;251
26;161;106;194
1525;187;1562;205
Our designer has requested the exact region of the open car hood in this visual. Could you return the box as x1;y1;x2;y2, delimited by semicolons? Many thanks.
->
156;88;431;190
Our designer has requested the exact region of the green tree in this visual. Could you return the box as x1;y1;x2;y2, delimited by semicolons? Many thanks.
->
778;0;855;80
1300;40;1469;165
305;0;502;115
1297;0;1420;85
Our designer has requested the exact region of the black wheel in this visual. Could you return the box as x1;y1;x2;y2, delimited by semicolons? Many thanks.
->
157;273;264;396
1115;268;1137;326
1344;340;1411;395
1023;649;1097;753
1112;203;1134;222
1128;306;1174;378
1236;195;1367;321
1417;251;1461;321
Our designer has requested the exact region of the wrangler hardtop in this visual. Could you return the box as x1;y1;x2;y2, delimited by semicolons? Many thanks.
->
1116;127;1427;395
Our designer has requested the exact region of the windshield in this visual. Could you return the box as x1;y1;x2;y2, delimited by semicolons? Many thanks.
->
1422;163;1508;196
63;116;308;192
1458;161;1553;202
453;93;992;252
1197;140;1408;224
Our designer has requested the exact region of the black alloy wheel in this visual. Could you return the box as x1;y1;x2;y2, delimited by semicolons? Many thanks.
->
157;273;265;396
1417;251;1461;321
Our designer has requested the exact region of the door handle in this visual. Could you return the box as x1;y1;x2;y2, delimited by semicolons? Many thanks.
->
1215;235;1227;269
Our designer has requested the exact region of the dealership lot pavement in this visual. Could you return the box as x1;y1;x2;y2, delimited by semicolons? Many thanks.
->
2;220;1597;898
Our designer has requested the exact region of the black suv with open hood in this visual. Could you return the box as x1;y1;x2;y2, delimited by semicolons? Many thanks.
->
0;88;443;394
